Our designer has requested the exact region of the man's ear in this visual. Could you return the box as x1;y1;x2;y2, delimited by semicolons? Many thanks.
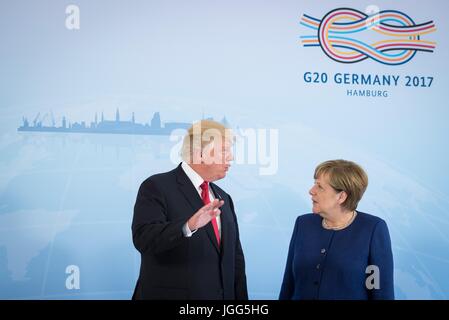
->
191;148;203;165
202;142;216;165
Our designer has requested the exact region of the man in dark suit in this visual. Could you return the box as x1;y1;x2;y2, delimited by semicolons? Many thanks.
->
132;120;248;300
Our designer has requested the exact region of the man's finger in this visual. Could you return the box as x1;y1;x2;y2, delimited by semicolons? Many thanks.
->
199;199;224;216
211;199;224;209
208;208;221;217
201;202;214;211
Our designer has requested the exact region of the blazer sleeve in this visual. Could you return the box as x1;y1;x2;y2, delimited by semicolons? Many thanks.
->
279;217;300;300
132;178;187;255
368;219;395;300
229;195;249;300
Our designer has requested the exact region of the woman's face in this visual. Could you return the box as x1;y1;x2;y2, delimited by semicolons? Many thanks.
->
309;173;343;215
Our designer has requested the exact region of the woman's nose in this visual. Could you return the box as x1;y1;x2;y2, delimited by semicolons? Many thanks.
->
309;186;315;195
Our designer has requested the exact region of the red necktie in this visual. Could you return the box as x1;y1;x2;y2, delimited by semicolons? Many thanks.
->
200;181;220;246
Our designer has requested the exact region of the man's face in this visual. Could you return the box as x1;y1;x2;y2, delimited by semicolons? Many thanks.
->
201;139;233;181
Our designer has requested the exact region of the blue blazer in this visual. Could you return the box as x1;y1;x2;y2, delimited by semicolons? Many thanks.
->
279;211;394;300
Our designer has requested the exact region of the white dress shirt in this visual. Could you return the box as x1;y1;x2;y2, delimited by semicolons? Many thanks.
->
181;161;222;237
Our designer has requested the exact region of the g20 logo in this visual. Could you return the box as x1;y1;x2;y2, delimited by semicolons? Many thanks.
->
300;8;436;65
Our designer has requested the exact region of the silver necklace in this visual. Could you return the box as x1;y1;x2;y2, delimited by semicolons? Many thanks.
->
322;211;357;230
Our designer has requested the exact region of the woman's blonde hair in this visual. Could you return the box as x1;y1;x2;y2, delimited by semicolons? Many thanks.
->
314;159;368;211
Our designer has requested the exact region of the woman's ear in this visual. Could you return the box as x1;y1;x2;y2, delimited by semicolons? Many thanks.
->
338;191;348;206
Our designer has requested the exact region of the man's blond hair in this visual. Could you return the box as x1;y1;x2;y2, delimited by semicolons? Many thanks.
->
181;120;234;164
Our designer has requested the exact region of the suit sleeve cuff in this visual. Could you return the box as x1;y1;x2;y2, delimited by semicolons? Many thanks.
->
182;222;198;237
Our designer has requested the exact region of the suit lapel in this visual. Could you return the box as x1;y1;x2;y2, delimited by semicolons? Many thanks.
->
205;220;220;253
211;183;231;254
177;172;204;213
176;164;220;253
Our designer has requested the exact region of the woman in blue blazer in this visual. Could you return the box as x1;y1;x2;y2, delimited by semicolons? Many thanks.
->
279;160;394;300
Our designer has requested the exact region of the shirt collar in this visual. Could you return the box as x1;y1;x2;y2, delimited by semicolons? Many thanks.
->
181;161;205;192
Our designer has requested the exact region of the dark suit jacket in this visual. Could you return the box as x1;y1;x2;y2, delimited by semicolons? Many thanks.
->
131;163;248;300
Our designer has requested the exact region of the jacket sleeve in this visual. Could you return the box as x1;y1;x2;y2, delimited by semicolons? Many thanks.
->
279;217;300;300
368;219;395;300
132;178;187;255
229;195;249;300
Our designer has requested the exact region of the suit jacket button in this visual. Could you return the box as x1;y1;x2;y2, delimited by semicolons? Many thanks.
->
321;248;326;254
